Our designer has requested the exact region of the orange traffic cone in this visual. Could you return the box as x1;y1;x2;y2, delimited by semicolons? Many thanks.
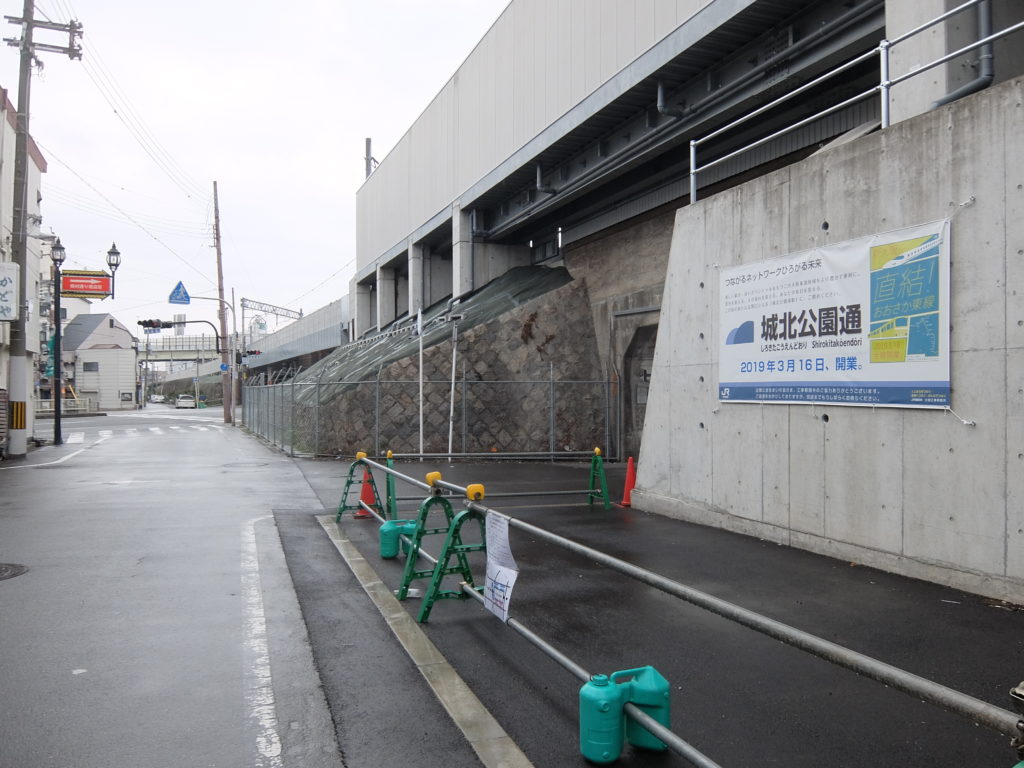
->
355;468;376;518
621;457;636;507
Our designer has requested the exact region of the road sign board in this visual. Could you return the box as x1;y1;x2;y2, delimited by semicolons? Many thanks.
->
61;271;113;298
219;363;229;372
169;281;190;305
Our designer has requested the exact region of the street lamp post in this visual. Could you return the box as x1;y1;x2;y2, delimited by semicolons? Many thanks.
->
106;242;120;298
51;238;66;446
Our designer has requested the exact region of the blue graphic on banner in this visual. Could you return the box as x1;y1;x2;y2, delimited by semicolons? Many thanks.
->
907;314;939;357
726;320;755;345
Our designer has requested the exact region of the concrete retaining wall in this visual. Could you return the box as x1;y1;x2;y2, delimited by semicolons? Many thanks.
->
564;209;676;457
634;78;1024;602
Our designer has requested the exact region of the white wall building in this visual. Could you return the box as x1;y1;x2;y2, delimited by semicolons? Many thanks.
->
0;85;48;453
62;313;138;411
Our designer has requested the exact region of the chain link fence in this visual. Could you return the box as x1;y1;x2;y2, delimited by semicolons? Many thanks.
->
242;377;615;459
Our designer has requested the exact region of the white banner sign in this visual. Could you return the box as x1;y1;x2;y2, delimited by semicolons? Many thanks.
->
0;262;19;321
719;220;950;408
483;512;519;623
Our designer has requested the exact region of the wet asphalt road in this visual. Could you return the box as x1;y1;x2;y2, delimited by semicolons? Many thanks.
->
0;409;341;768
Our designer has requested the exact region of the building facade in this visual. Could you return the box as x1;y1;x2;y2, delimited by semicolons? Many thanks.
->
0;86;48;454
62;313;138;411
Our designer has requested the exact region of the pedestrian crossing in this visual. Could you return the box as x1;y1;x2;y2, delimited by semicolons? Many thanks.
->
63;424;227;443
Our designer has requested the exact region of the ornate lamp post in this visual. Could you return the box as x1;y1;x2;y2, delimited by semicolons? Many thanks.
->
51;237;66;446
106;242;121;298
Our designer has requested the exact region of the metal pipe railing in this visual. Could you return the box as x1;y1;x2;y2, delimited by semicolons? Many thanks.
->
696;47;878;150
887;20;1024;89
697;86;879;175
690;5;1024;200
398;471;1023;742
389;450;599;461
347;458;724;767
887;0;982;47
458;584;725;768
497;511;1022;737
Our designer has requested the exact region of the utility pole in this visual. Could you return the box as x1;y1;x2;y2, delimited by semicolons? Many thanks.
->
212;181;231;424
3;1;81;458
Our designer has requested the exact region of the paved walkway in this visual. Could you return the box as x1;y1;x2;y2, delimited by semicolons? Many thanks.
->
290;457;1024;768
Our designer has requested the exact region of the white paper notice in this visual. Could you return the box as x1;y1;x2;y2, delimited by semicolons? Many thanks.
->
484;512;519;622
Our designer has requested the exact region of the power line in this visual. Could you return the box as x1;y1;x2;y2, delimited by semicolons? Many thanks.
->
41;0;210;202
46;185;212;236
287;256;356;305
37;139;216;287
78;59;208;200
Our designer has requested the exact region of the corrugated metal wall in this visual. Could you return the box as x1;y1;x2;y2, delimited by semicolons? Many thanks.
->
356;0;715;267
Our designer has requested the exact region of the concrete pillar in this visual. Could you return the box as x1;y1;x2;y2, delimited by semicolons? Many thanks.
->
451;204;474;298
354;282;373;338
476;243;531;284
408;239;424;315
396;273;409;317
426;250;453;307
376;266;396;329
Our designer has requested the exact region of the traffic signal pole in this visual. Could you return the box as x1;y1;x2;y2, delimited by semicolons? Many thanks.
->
138;319;222;352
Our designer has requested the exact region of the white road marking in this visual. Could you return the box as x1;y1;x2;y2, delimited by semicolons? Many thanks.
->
125;429;139;437
148;427;163;434
117;412;224;423
0;448;87;470
317;516;533;768
193;426;209;432
67;432;84;444
98;430;113;438
242;516;283;767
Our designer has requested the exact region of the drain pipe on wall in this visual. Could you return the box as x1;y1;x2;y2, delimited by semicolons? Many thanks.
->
656;81;683;118
931;0;994;109
469;209;476;292
535;163;555;195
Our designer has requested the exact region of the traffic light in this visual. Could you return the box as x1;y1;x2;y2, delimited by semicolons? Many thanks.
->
246;350;261;356
137;319;175;328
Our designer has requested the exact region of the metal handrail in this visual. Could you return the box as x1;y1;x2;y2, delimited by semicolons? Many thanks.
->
389;450;599;461
887;21;1024;88
356;460;1022;748
350;457;723;767
888;0;983;46
689;1;1024;202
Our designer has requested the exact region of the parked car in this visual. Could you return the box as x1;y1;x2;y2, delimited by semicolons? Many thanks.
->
149;394;165;403
175;394;197;409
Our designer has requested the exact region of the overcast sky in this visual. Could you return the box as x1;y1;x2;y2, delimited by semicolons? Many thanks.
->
0;0;507;336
